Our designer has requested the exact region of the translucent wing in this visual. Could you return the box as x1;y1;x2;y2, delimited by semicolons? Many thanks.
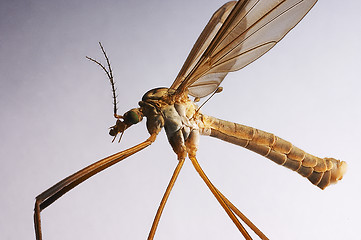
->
170;1;237;96
170;0;318;98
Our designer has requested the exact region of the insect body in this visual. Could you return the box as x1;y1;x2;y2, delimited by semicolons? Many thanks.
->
34;1;347;239
118;86;346;190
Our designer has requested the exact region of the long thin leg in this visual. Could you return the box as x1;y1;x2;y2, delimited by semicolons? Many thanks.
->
147;158;185;240
189;155;252;240
216;189;269;240
34;134;157;240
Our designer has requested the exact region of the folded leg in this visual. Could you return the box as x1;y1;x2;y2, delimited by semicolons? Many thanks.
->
34;134;158;240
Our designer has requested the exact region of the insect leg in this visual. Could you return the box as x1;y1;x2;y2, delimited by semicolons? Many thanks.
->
215;188;269;240
185;129;251;239
188;154;252;239
148;128;187;240
34;133;158;240
147;157;185;240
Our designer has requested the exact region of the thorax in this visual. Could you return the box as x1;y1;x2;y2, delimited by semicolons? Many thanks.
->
139;87;202;140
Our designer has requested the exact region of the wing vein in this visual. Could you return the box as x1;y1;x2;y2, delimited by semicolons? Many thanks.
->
171;0;317;98
213;0;305;68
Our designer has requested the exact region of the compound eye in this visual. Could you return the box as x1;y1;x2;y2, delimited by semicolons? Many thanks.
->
124;109;141;124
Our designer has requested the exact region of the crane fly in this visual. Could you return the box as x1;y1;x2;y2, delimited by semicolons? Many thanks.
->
34;0;347;239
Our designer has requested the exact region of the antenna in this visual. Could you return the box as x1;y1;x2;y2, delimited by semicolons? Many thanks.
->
86;42;120;118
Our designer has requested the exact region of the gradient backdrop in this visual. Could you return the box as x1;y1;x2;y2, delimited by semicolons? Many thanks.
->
1;0;360;239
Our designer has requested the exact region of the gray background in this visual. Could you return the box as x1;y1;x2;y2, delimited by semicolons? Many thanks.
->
1;0;360;239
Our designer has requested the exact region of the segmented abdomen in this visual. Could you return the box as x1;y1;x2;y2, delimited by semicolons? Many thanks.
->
201;115;347;189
